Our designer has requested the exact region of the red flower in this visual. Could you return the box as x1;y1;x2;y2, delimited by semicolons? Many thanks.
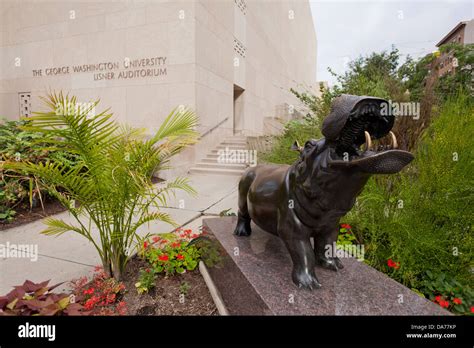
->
387;259;400;269
84;300;94;310
341;223;351;229
435;295;442;303
439;300;449;308
176;254;184;260
158;255;169;261
106;293;116;304
471;306;474;313
143;241;149;249
171;242;181;248
184;229;192;235
145;268;151;273
453;298;462;305
152;236;160;243
191;234;199;239
83;288;95;295
84;295;100;310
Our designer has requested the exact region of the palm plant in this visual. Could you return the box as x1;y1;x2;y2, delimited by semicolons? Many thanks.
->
3;92;198;280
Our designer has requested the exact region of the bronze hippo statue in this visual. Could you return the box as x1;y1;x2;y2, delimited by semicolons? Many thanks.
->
234;94;414;290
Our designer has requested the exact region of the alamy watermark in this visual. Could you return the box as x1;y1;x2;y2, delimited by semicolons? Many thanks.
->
380;100;420;120
55;101;96;118
0;242;38;262
325;242;365;261
217;147;257;166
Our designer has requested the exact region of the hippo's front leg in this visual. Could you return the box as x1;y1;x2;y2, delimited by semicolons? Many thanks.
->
278;212;321;290
313;224;344;271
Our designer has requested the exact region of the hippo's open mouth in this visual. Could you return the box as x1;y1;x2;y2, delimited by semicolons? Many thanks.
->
323;97;414;174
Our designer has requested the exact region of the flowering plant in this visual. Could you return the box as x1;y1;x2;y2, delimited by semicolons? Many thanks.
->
337;223;357;246
420;270;474;315
71;266;127;315
387;258;400;270
144;230;200;275
142;227;221;276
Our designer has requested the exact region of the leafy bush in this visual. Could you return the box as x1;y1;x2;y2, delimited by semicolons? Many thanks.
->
144;230;202;275
0;119;79;222
3;92;198;280
71;267;127;315
420;270;474;315
260;83;331;164
143;227;221;276
0;280;84;316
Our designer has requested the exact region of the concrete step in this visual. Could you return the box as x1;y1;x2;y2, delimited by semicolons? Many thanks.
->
201;157;248;164
201;157;221;163
211;148;248;154
189;167;245;176
189;136;249;176
217;144;247;149
194;162;247;170
220;141;247;146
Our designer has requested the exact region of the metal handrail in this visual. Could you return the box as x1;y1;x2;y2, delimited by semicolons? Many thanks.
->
199;117;229;139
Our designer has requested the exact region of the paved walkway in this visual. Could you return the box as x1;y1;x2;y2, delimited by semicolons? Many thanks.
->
0;173;240;294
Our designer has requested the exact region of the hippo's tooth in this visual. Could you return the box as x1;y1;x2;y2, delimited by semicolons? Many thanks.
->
389;131;398;149
364;131;372;151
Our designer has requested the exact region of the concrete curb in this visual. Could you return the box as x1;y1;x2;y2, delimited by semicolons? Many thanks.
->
199;261;229;316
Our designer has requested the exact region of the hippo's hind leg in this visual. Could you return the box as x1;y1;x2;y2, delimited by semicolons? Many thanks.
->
233;169;255;237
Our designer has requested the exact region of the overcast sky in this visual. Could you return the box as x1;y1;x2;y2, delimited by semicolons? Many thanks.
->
309;0;474;85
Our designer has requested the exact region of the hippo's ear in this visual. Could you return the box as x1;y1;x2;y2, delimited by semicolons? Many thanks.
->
291;140;303;153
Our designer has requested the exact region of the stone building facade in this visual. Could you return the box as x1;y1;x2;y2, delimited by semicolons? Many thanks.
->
0;0;317;175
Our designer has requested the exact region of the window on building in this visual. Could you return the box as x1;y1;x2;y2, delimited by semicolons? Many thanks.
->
18;92;31;117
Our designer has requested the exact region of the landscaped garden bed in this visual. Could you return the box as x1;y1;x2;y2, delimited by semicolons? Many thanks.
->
0;92;222;316
0;118;79;228
0;198;66;231
121;256;217;315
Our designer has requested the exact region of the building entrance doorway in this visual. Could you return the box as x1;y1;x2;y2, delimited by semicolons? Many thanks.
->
233;84;244;135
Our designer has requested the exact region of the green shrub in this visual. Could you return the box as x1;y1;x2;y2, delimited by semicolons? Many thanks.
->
260;118;321;164
419;270;474;315
0;119;79;222
144;230;201;276
142;227;221;276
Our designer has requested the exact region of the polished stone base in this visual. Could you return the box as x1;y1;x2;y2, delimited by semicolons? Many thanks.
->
203;216;450;315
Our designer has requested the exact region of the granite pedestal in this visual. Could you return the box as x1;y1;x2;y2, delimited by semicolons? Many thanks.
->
203;217;450;316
